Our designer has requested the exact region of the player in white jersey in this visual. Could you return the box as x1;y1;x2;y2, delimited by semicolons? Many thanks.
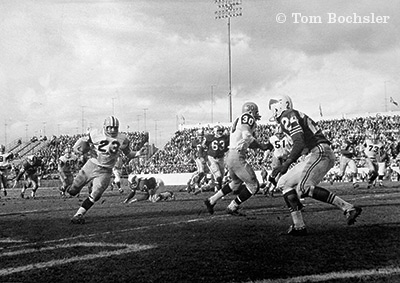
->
262;125;292;196
204;102;273;216
0;144;13;197
58;147;78;197
362;131;384;188
67;116;144;224
110;154;124;193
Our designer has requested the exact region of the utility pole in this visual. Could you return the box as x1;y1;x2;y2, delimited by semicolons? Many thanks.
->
215;0;242;122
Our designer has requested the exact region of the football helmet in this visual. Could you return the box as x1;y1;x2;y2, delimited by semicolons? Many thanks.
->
27;155;37;165
275;124;284;139
242;102;261;120
268;94;293;121
0;144;5;154
213;124;224;138
129;174;139;189
197;129;204;137
64;147;72;158
104;116;119;138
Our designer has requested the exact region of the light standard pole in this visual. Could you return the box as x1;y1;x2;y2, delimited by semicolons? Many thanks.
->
137;115;141;131
215;0;242;122
143;108;148;132
211;85;216;124
81;106;86;133
154;120;158;146
4;120;7;146
384;80;390;112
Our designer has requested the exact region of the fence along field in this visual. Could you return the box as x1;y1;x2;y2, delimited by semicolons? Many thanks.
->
1;181;400;283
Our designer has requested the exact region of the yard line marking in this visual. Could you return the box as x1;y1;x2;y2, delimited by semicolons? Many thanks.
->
249;266;400;283
0;242;155;277
2;215;225;250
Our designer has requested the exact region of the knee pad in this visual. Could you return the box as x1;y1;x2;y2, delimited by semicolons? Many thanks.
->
283;189;303;211
246;181;260;195
68;174;87;196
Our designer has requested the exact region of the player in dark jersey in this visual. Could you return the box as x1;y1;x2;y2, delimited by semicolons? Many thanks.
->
124;174;173;203
12;155;43;199
185;129;208;193
338;135;359;188
268;94;362;236
203;124;229;191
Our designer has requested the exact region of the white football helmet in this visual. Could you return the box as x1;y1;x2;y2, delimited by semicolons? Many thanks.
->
213;124;224;138
242;101;261;120
104;116;119;138
268;94;293;121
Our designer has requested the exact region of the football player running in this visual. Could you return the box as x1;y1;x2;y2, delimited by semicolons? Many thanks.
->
110;154;124;193
338;134;359;188
186;129;208;193
204;102;273;216
0;144;14;197
58;147;78;197
362;130;384;188
268;94;362;236
67;116;144;224
13;155;43;199
203;124;229;191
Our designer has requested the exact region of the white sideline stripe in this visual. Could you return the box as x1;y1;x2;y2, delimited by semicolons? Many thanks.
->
3;215;224;250
0;238;27;243
0;242;155;277
250;266;400;283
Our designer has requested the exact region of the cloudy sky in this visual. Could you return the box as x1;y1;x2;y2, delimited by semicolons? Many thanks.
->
0;0;399;147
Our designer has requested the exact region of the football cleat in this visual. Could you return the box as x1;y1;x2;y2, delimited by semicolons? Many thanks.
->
70;214;85;224
3;190;7;197
286;225;308;236
58;187;66;196
345;206;362;225
20;192;24;199
204;199;215;215
31;192;36;199
226;207;246;217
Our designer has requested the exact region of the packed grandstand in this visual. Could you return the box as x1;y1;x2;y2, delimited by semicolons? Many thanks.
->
3;113;400;183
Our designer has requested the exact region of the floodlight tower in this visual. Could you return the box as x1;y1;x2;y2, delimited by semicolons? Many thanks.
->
215;0;242;122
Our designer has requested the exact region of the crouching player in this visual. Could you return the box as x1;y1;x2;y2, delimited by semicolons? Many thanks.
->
124;174;174;203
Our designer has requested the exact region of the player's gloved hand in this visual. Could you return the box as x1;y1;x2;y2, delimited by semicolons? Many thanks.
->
260;142;273;151
271;159;292;178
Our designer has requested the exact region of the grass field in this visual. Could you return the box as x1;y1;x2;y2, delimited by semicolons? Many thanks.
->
2;181;400;283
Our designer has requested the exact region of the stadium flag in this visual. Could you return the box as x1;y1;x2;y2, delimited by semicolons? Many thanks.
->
319;104;323;117
390;96;399;107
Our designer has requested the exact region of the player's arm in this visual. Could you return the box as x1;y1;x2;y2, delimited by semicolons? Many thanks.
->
240;121;255;145
122;139;144;160
12;164;26;187
73;136;91;155
249;138;273;151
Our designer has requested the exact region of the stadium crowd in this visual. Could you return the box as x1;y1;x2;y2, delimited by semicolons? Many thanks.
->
4;114;400;183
